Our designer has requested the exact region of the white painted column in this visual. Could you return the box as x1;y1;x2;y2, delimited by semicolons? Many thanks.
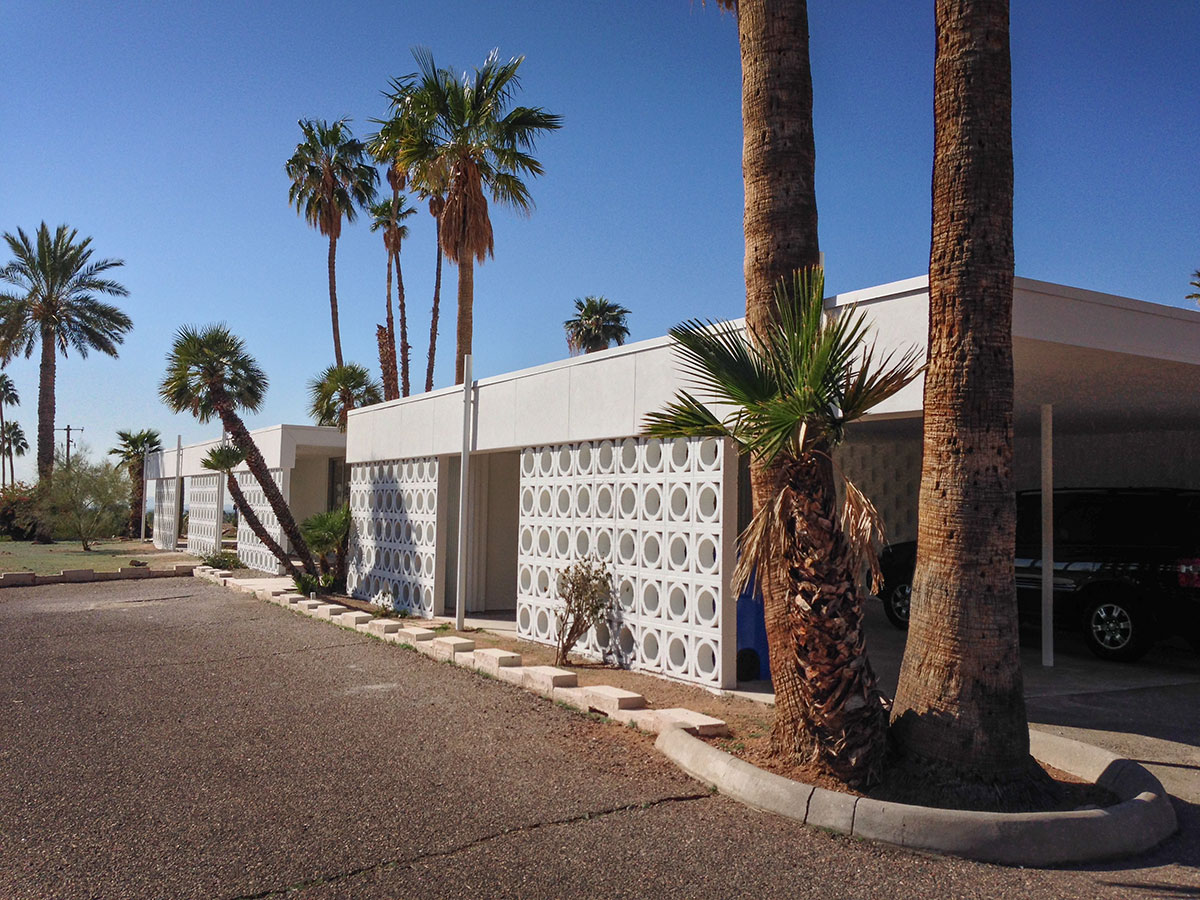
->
216;429;226;550
140;447;149;541
174;435;183;550
455;354;474;631
1041;404;1054;667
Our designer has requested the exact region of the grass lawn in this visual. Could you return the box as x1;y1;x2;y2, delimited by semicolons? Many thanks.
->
0;538;199;575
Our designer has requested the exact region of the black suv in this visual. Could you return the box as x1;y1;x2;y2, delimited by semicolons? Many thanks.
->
879;488;1200;661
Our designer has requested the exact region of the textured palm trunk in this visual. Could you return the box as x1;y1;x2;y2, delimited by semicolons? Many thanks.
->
225;471;302;581
36;327;56;482
395;245;411;397
327;234;344;368
762;454;889;785
454;257;473;385
379;241;399;401
214;399;317;577
736;0;832;769
890;0;1046;807
425;219;443;393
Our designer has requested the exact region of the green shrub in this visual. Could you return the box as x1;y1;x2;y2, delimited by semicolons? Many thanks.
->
200;550;244;570
554;556;614;666
45;447;129;550
0;482;40;540
292;570;334;597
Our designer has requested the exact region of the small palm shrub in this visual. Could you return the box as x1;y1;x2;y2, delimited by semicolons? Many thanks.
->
200;550;244;570
554;557;614;666
300;505;351;592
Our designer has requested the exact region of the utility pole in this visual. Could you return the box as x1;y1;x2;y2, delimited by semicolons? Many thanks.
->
55;425;84;465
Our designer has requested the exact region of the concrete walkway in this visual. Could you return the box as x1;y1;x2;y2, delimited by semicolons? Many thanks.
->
2;579;1197;899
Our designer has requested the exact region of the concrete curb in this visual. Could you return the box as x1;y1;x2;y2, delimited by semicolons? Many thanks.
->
0;564;196;588
654;725;1177;866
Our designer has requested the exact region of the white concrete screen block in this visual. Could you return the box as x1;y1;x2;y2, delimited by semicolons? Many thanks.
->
346;456;440;618
235;469;288;574
516;436;736;689
185;473;223;558
152;477;179;551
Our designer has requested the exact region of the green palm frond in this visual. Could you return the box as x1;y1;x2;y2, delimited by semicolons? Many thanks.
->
286;118;379;239
160;324;267;423
108;428;162;467
307;363;383;430
201;443;244;474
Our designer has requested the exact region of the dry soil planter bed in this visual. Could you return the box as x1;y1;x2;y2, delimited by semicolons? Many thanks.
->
657;726;1176;866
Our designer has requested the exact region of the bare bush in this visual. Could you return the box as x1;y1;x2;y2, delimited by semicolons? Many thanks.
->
554;556;614;666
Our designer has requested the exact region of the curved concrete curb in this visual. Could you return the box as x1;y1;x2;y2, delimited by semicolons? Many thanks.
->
655;726;1177;866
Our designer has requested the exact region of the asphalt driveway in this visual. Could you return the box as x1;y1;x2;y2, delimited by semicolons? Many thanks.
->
2;578;1197;899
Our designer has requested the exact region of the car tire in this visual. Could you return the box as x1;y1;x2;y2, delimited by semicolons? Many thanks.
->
1081;593;1153;662
882;582;911;630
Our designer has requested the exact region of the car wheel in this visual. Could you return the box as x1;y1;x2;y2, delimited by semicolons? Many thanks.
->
1082;594;1152;662
882;582;911;630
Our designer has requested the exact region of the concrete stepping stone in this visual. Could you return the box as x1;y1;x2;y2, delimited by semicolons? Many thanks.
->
656;708;729;737
474;648;521;676
336;611;372;628
296;599;323;612
368;619;402;637
316;603;347;620
586;685;646;715
552;686;590;710
522;666;577;694
395;626;435;642
430;636;475;660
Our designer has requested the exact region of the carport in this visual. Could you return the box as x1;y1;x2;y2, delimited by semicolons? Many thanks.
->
836;277;1200;665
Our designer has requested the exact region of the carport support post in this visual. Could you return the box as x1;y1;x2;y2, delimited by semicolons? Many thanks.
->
1041;404;1054;667
140;446;149;541
455;354;473;632
174;435;183;550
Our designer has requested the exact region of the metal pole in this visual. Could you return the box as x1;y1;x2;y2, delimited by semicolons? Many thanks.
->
1041;404;1054;667
174;435;183;550
455;354;473;632
215;431;226;552
140;446;149;541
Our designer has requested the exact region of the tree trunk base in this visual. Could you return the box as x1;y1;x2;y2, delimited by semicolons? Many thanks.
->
879;742;1061;812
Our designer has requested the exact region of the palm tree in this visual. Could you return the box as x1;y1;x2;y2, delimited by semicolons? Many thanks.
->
368;196;417;398
301;505;352;590
160;324;317;576
308;363;383;430
0;223;132;482
285;118;380;368
890;0;1049;808
1186;270;1200;305
399;47;562;384
0;373;18;488
201;443;300;580
563;297;632;355
645;268;921;785
2;421;27;486
107;428;162;538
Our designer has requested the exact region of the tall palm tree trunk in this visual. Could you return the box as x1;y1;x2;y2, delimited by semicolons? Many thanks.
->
762;454;889;785
214;397;317;576
425;219;443;393
379;239;399;401
735;0;828;765
396;245;410;397
327;234;344;368
454;257;473;385
36;326;56;482
225;471;302;581
890;0;1046;808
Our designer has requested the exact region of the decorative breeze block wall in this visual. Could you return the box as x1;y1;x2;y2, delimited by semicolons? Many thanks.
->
346;457;440;617
835;437;922;545
516;436;733;688
152;478;178;551
235;469;287;574
185;474;222;558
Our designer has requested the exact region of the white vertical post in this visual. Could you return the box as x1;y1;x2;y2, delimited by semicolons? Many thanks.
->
140;446;150;541
455;355;473;632
1040;404;1054;668
216;430;226;552
174;435;183;550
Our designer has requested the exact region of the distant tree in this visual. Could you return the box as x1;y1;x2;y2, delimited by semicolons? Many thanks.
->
2;421;27;488
0;223;132;483
368;196;417;398
1186;269;1200;305
107;428;162;538
563;297;632;355
160;324;317;576
201;444;299;580
286;118;380;367
0;373;18;488
45;446;128;551
308;363;383;430
399;48;562;384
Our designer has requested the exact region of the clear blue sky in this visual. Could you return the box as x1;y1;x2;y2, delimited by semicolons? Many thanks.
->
3;1;1197;482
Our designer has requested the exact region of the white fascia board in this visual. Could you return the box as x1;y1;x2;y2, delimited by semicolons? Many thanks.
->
146;423;344;479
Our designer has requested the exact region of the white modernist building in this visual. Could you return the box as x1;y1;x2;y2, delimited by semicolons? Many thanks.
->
145;424;347;572
341;277;1200;690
